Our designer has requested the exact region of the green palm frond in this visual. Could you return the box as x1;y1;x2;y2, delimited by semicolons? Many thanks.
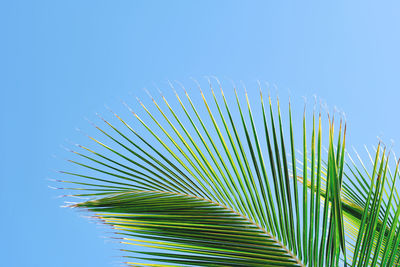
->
59;81;399;266
75;190;300;266
343;147;400;266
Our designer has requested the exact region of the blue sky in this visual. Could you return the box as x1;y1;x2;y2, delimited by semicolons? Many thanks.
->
2;1;400;266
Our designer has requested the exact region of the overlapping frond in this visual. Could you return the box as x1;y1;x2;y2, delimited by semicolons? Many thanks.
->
339;146;400;266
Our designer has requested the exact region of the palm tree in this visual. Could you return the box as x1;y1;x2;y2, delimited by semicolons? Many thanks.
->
60;81;400;266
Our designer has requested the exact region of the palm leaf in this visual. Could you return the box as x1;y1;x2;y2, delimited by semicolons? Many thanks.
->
75;190;300;266
58;81;398;266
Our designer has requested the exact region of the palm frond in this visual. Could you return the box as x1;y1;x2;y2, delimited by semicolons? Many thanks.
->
59;81;398;266
75;190;301;266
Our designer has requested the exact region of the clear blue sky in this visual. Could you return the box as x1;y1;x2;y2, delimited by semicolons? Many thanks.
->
2;1;400;266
